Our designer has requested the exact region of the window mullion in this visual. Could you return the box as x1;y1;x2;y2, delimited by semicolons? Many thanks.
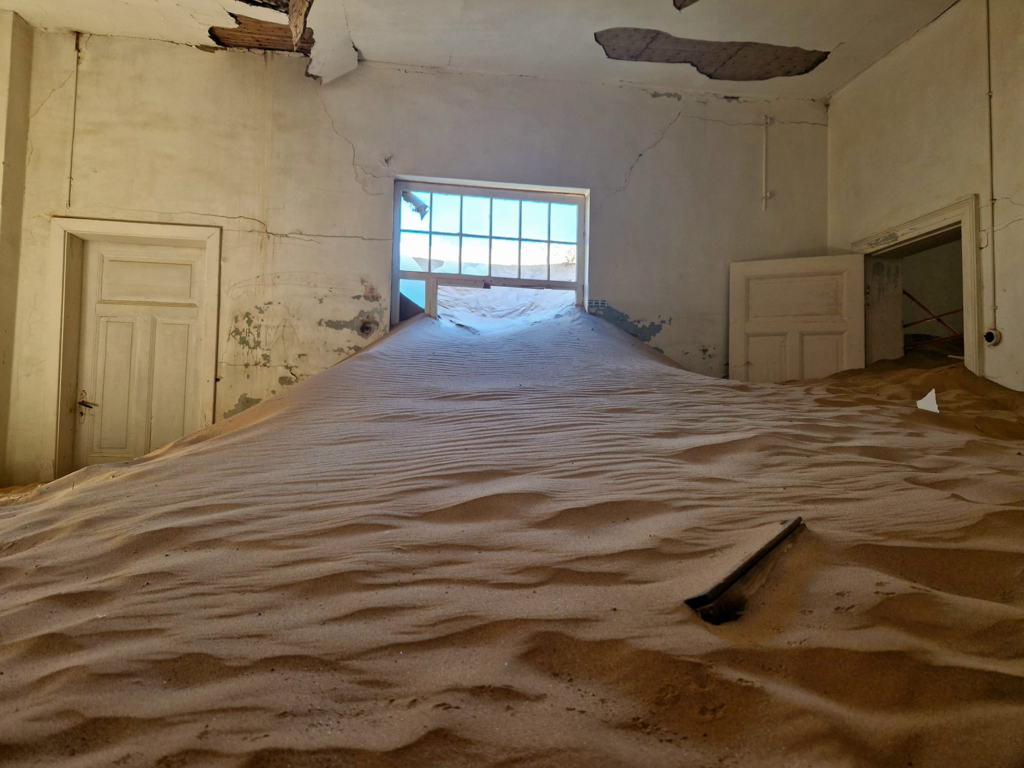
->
546;204;552;282
517;203;523;280
427;193;433;273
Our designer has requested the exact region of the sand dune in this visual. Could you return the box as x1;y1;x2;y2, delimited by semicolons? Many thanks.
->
1;296;1023;767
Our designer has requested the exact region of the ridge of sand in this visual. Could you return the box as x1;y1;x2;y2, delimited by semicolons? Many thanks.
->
1;300;1023;767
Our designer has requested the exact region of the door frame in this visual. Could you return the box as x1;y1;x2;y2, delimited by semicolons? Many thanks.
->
851;195;982;376
50;218;222;478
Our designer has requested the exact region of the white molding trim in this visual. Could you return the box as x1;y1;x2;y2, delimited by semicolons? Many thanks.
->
50;218;222;478
852;195;983;376
395;174;590;197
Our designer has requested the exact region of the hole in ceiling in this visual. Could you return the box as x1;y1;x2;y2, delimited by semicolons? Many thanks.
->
674;0;701;8
594;28;829;81
209;13;315;54
236;0;290;12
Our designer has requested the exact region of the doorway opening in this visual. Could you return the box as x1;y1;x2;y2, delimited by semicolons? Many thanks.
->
864;228;965;365
855;196;982;374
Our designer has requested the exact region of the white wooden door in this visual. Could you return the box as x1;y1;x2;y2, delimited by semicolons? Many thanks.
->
729;254;865;383
73;240;207;468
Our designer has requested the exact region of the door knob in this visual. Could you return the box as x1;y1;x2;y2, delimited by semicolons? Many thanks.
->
77;400;96;409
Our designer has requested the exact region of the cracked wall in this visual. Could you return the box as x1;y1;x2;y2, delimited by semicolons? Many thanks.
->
828;0;1024;391
2;30;828;484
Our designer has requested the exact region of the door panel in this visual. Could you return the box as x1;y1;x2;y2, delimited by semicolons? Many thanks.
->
747;274;845;321
149;320;191;452
729;254;864;383
801;333;845;380
74;241;205;470
95;318;136;454
101;257;194;304
747;334;787;383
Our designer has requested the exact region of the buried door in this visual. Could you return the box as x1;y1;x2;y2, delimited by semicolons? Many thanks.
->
729;254;864;383
72;240;208;469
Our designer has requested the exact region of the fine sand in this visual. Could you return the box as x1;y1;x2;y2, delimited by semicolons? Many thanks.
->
1;288;1023;767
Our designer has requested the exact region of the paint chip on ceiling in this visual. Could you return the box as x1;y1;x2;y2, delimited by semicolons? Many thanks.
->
209;13;314;54
237;0;290;11
594;28;829;81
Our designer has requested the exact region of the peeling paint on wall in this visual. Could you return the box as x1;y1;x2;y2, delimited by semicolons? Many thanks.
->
588;300;666;343
219;271;389;421
866;232;900;249
646;90;683;101
223;393;262;419
318;308;385;338
229;311;264;351
359;277;382;302
594;28;830;81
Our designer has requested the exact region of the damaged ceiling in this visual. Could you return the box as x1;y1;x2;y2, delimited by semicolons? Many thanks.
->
594;28;830;81
209;13;314;54
0;0;959;97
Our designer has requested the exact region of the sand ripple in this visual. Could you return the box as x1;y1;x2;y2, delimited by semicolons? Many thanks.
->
2;309;1023;766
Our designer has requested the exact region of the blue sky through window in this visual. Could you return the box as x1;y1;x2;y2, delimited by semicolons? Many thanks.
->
398;187;580;307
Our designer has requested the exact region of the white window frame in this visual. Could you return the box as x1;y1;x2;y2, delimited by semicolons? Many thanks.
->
390;178;589;325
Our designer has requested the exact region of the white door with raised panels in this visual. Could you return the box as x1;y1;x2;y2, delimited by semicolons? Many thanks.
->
729;254;865;383
73;240;208;469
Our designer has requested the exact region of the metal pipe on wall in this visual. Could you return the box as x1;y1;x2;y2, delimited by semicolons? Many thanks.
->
984;0;1000;337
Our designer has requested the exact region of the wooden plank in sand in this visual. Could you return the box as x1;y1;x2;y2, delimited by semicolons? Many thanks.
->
685;517;803;613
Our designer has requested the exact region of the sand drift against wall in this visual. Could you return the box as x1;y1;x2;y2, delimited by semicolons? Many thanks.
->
1;306;1023;766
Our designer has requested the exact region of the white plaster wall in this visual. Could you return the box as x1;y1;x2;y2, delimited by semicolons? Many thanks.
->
4;32;829;484
902;240;965;337
828;0;1024;389
0;11;32;486
989;0;1024;388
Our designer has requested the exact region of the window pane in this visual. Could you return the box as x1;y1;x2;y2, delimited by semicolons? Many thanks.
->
462;236;489;276
431;193;461;234
399;231;429;271
491;238;518;278
431;234;459;273
521;201;548;241
521;241;547;280
462;196;490;236
492;199;520;238
399;278;426;308
551;203;578;243
401;191;431;231
550;243;577;281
